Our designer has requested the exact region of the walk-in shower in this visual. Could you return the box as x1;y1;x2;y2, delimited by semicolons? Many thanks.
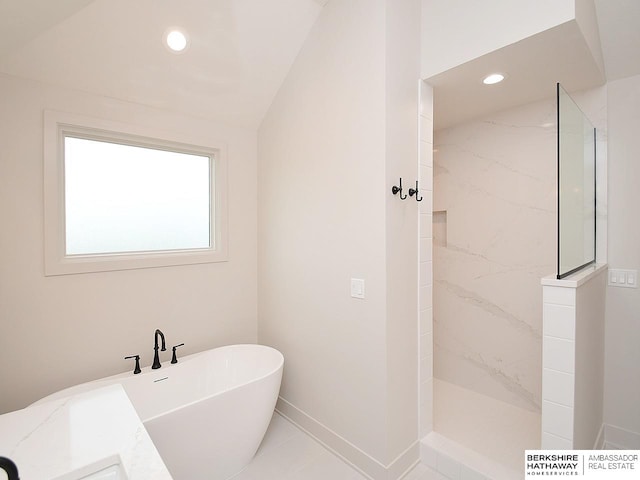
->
431;95;554;474
426;82;605;477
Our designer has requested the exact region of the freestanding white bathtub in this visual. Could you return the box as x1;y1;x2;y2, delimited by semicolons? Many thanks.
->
32;344;284;480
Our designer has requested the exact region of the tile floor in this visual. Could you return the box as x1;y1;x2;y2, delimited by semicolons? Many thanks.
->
230;412;447;480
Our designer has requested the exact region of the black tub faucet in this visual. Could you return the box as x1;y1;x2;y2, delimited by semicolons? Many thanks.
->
152;329;166;369
0;457;20;480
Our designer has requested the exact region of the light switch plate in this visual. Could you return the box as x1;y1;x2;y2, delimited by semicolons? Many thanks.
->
351;278;365;299
609;269;638;288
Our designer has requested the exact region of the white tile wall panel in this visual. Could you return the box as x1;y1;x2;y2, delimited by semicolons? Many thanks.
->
420;238;433;262
420;214;433;238
420;285;433;310
421;355;430;382
543;304;576;340
420;117;434;144
543;286;575;307
542;368;575;407
421;378;434;407
421;332;433;358
541;432;573;450
420;261;433;287
543;336;575;374
420;166;433;192
420;307;433;334
420;142;433;168
542;400;574;440
420;83;434;118
419;191;433;214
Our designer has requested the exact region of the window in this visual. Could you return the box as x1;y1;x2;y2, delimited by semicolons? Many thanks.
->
44;111;228;275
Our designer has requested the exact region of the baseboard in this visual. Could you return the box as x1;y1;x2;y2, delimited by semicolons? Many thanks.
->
604;424;640;450
275;396;419;480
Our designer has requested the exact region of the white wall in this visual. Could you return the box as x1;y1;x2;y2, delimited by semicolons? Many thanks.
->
0;74;258;413
258;0;420;477
420;0;575;78
574;0;605;78
574;268;606;449
384;0;422;463
258;0;387;464
604;73;640;443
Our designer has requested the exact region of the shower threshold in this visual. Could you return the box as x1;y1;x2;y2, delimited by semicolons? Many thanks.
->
424;379;541;479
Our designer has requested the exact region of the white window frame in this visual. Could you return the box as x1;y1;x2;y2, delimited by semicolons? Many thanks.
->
44;110;228;276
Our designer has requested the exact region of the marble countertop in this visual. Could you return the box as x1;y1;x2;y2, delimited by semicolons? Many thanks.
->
0;384;173;479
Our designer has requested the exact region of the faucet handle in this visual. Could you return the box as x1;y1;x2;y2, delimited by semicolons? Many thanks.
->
0;456;20;480
171;344;185;364
125;355;142;374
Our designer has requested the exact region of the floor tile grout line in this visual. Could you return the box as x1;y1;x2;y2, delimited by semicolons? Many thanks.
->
253;413;304;459
274;411;371;479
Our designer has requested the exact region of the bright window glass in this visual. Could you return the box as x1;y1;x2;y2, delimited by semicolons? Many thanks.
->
44;111;227;276
64;136;212;255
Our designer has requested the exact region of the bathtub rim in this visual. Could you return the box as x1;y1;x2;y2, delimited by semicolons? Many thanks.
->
30;343;284;417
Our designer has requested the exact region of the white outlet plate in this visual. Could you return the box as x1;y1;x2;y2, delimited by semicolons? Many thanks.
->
608;269;638;288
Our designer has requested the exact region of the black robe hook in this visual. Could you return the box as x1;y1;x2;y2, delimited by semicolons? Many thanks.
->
408;181;423;202
391;178;408;200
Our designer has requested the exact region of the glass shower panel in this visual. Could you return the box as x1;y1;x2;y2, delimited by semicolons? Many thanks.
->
557;84;596;279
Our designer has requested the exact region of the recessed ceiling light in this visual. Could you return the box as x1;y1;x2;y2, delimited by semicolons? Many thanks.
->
483;73;505;85
164;29;189;53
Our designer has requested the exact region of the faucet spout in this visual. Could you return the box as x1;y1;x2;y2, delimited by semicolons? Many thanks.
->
152;329;166;369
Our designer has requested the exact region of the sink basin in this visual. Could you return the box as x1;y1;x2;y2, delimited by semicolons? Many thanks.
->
53;456;127;480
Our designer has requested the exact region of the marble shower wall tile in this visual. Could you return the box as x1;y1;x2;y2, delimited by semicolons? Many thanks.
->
433;98;559;413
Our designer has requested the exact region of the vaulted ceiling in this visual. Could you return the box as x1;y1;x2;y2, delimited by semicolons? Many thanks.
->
0;0;326;128
1;1;638;131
